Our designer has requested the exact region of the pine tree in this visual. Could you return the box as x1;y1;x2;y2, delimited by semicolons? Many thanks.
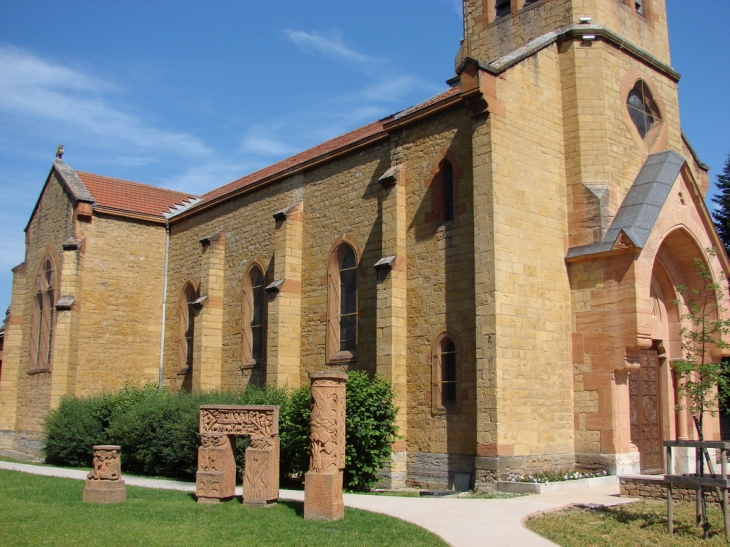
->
712;154;730;254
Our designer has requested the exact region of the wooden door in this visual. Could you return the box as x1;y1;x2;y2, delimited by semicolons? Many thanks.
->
629;350;663;473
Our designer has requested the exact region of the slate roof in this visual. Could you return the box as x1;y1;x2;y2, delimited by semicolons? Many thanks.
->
75;171;198;219
566;151;685;258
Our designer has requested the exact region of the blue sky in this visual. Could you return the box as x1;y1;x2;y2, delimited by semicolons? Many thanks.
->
0;0;728;315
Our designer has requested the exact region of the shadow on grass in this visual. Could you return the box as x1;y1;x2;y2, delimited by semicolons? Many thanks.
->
600;505;722;539
183;492;305;517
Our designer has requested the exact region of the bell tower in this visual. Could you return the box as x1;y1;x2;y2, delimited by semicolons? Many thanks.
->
460;0;694;484
460;0;671;67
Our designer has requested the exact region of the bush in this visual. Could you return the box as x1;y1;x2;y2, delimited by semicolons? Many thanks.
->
44;395;108;466
343;372;398;491
284;371;398;491
43;383;159;467
43;373;397;490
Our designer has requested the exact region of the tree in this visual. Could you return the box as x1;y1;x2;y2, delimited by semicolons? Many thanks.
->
712;154;730;255
673;248;730;538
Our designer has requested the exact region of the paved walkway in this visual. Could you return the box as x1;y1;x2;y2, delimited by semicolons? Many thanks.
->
0;460;637;547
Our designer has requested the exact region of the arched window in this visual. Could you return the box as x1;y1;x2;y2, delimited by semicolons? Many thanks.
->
327;242;358;362
442;160;455;223
178;282;197;373
627;80;662;141
30;256;56;370
242;264;266;367
432;331;460;413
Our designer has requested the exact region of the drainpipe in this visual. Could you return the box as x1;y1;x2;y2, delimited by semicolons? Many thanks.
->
158;222;170;390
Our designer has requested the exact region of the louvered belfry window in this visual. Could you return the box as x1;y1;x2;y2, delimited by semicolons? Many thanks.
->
31;257;55;370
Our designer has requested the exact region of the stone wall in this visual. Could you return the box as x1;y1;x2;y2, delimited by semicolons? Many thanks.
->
474;41;574;482
620;475;722;503
73;213;166;395
0;174;74;449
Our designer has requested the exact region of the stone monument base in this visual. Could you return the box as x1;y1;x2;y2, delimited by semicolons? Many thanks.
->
303;470;344;521
83;479;126;504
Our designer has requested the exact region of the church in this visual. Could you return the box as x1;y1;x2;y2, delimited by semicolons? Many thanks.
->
1;0;727;489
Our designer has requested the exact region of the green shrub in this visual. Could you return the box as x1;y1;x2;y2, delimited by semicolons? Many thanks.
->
44;395;108;466
43;374;397;490
107;391;200;479
284;371;398;491
343;372;398;491
43;384;159;467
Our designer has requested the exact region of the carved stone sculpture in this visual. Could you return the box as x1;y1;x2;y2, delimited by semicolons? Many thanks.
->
304;371;347;521
83;445;126;504
195;405;279;506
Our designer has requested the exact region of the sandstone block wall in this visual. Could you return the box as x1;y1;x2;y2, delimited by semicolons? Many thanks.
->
74;214;166;395
477;43;574;477
1;174;74;450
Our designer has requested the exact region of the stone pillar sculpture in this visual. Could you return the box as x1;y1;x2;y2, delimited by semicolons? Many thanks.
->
83;445;126;504
196;433;236;503
304;371;347;521
195;405;280;506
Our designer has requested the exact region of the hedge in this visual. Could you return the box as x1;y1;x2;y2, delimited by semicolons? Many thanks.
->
43;372;397;490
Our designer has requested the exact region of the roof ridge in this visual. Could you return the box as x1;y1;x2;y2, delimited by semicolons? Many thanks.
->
75;170;197;198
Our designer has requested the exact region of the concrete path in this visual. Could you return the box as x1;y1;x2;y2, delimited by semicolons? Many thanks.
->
0;460;637;547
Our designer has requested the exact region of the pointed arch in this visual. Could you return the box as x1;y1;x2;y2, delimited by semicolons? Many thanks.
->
242;261;267;368
432;328;461;413
178;281;198;373
326;237;361;363
30;254;57;371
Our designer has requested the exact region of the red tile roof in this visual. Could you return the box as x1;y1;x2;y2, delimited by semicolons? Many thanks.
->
76;172;197;218
198;86;461;207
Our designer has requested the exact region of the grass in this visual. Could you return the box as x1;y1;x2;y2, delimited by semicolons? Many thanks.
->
0;470;447;547
526;499;730;546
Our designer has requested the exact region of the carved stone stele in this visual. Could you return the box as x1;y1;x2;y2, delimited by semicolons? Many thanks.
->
304;371;347;521
83;445;126;504
195;405;280;506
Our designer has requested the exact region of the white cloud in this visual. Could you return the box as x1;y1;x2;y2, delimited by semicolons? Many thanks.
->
239;125;299;157
283;30;379;66
0;45;211;158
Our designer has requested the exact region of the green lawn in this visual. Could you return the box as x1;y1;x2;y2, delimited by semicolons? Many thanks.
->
527;499;730;546
0;470;446;547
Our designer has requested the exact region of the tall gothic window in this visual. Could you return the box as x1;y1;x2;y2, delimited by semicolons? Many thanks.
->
327;242;358;362
433;332;460;413
242;264;266;367
178;282;197;372
30;256;55;370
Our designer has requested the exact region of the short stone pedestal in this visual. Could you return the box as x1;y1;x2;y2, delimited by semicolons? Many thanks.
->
83;445;126;504
304;371;347;521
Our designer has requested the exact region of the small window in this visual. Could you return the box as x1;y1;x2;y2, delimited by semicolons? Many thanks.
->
442;161;455;223
495;0;511;18
626;80;662;141
432;332;460;413
178;282;197;372
327;242;359;362
242;265;266;367
635;0;644;16
30;256;55;370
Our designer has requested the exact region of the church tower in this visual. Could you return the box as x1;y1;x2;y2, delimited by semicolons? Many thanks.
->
457;0;724;484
